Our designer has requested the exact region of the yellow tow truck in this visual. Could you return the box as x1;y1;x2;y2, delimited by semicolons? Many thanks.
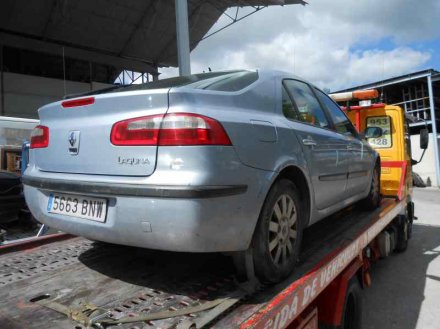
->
330;89;429;249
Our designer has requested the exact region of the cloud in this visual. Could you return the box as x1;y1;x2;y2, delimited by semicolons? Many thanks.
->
160;0;438;90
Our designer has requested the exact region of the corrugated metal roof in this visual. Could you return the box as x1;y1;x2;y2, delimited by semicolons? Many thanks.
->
334;69;439;93
0;0;305;73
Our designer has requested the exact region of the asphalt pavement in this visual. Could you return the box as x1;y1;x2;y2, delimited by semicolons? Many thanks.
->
363;188;440;329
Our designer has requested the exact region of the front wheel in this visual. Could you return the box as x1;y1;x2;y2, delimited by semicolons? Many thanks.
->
252;179;304;283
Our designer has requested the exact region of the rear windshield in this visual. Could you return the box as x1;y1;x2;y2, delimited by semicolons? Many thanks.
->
65;70;258;99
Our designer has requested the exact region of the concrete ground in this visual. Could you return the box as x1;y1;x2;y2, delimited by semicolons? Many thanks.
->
363;188;440;329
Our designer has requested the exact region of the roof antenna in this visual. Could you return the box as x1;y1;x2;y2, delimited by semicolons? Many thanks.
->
62;47;67;97
380;54;385;102
293;38;296;74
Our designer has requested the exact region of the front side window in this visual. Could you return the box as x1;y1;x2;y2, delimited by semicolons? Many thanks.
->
284;80;330;129
315;89;357;136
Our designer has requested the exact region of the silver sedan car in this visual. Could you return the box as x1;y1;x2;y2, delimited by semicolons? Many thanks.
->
23;70;380;282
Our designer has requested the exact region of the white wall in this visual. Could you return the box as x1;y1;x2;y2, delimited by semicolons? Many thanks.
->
411;133;439;186
0;72;113;119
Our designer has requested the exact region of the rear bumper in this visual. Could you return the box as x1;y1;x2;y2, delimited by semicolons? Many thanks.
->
23;168;272;252
22;176;247;199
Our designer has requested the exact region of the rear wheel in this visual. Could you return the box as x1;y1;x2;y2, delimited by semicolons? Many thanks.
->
361;163;381;210
320;278;363;329
252;179;304;283
340;278;363;329
395;207;411;252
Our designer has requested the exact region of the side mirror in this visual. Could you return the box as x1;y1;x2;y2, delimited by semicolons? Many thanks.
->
420;128;429;150
364;126;383;139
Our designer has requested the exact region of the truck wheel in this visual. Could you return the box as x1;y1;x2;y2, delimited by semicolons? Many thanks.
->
319;278;363;329
252;179;304;283
395;213;410;253
361;164;381;210
340;278;363;329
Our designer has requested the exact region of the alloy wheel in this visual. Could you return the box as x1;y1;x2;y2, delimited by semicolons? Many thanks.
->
268;194;297;266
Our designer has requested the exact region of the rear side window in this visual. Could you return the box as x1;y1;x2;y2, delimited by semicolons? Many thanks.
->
282;87;298;120
315;89;358;136
284;80;330;129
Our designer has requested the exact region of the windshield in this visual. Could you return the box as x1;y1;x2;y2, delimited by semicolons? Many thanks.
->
65;70;258;99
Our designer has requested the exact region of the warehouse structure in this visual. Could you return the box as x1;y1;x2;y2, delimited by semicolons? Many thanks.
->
335;69;440;187
0;0;305;119
0;0;305;174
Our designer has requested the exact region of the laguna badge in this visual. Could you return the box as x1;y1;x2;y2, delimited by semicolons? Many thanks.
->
68;131;80;155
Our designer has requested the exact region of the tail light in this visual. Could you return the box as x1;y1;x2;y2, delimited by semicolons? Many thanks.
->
30;125;49;149
111;113;232;146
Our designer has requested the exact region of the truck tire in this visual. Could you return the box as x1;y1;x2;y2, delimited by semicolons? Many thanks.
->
339;278;363;329
395;213;410;253
361;163;381;210
320;278;363;329
252;179;304;284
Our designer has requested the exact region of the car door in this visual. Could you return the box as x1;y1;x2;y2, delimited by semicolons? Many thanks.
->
314;89;372;197
283;80;349;211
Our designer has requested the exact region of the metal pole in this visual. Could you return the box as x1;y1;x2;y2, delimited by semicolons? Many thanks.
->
89;61;93;91
427;75;440;187
175;0;191;76
0;45;4;116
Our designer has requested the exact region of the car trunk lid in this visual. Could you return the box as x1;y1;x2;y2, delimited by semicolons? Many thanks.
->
34;89;169;177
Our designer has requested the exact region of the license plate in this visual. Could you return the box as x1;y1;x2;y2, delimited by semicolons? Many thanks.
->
47;193;107;222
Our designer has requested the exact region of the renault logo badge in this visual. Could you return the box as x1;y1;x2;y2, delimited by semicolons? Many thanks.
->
68;131;80;155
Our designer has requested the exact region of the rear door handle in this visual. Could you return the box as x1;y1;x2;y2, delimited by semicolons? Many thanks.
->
302;139;317;146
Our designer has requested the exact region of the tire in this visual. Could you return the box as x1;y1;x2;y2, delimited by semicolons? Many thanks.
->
361;163;381;210
319;278;363;329
340;278;363;329
395;212;410;253
252;179;304;283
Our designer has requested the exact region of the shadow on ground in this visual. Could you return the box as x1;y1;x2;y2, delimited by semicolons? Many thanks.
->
363;223;440;329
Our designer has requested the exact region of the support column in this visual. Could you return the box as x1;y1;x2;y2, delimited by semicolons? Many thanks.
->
427;75;440;187
89;61;93;91
0;45;4;116
175;0;191;76
151;63;159;81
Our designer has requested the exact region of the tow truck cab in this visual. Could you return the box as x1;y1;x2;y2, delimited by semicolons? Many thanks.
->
348;105;411;198
331;90;429;201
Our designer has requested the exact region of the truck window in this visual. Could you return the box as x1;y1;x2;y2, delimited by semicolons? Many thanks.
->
366;116;393;148
284;80;330;129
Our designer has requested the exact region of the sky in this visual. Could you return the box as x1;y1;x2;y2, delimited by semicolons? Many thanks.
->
160;0;440;92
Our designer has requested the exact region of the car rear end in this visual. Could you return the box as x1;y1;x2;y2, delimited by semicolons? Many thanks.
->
23;71;270;252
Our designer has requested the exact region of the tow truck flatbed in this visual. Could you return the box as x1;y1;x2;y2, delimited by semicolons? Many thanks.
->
0;198;405;329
